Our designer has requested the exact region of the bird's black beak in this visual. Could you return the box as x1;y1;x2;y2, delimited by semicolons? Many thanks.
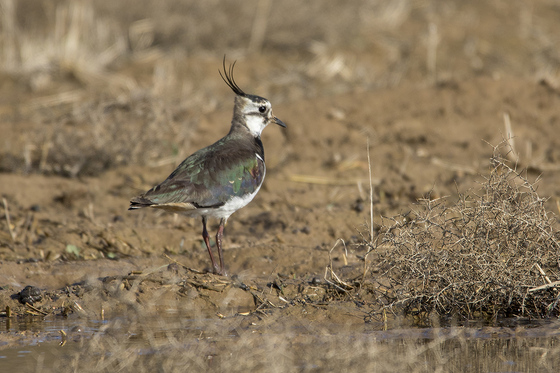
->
273;117;286;128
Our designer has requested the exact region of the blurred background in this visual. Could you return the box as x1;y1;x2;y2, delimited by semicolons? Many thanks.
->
1;0;560;177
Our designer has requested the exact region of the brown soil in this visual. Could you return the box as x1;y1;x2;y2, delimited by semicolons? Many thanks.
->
1;0;560;363
2;75;560;332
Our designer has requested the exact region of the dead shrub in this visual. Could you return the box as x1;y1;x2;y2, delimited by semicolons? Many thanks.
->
367;151;560;320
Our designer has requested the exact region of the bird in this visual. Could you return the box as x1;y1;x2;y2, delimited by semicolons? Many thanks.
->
129;58;286;276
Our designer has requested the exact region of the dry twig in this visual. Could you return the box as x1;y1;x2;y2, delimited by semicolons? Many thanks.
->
365;146;560;320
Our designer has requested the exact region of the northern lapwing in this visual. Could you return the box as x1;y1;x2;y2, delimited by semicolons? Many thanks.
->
129;58;286;276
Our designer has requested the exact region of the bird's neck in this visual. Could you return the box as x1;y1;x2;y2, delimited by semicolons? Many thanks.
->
228;118;261;139
227;121;265;161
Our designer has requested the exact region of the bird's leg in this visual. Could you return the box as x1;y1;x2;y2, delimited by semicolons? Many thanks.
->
202;217;219;274
215;218;227;276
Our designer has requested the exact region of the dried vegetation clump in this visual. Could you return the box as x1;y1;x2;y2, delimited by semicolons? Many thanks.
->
25;97;196;177
368;151;560;320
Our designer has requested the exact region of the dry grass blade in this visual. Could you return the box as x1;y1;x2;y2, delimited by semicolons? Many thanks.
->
324;239;353;292
430;157;477;175
427;22;439;84
26;90;86;109
25;302;49;316
534;263;552;285
367;139;374;243
288;174;374;186
529;280;560;293
503;112;518;163
2;197;16;243
164;254;205;274
248;0;272;54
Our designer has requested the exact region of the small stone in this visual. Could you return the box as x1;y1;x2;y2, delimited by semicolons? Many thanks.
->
352;198;365;213
167;263;180;273
19;285;42;305
311;277;322;285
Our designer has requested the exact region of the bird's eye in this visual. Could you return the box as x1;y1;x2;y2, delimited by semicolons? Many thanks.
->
258;106;266;113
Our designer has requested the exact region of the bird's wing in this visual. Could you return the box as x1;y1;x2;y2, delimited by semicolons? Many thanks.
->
129;143;264;211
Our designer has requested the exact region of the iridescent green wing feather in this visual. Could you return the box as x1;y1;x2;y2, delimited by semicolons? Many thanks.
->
133;137;264;209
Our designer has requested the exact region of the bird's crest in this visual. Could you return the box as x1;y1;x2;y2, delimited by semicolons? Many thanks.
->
219;56;246;97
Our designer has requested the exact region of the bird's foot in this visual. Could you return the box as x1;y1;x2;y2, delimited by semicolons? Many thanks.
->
213;266;228;277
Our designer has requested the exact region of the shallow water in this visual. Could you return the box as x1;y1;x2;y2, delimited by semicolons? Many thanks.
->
1;317;103;334
1;316;560;372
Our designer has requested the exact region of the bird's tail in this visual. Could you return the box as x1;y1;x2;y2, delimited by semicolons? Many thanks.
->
128;196;154;210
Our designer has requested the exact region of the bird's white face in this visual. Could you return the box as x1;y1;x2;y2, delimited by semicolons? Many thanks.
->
240;97;274;137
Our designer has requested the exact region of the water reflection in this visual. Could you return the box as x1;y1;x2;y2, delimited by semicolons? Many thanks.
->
1;316;560;371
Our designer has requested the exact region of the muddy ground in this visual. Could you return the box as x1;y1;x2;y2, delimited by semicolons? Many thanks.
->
1;1;560;368
2;76;560;335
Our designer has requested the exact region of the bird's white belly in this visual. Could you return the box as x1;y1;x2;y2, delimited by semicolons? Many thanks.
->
217;189;260;218
182;182;264;221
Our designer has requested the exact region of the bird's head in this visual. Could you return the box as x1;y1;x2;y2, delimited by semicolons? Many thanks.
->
220;58;286;137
